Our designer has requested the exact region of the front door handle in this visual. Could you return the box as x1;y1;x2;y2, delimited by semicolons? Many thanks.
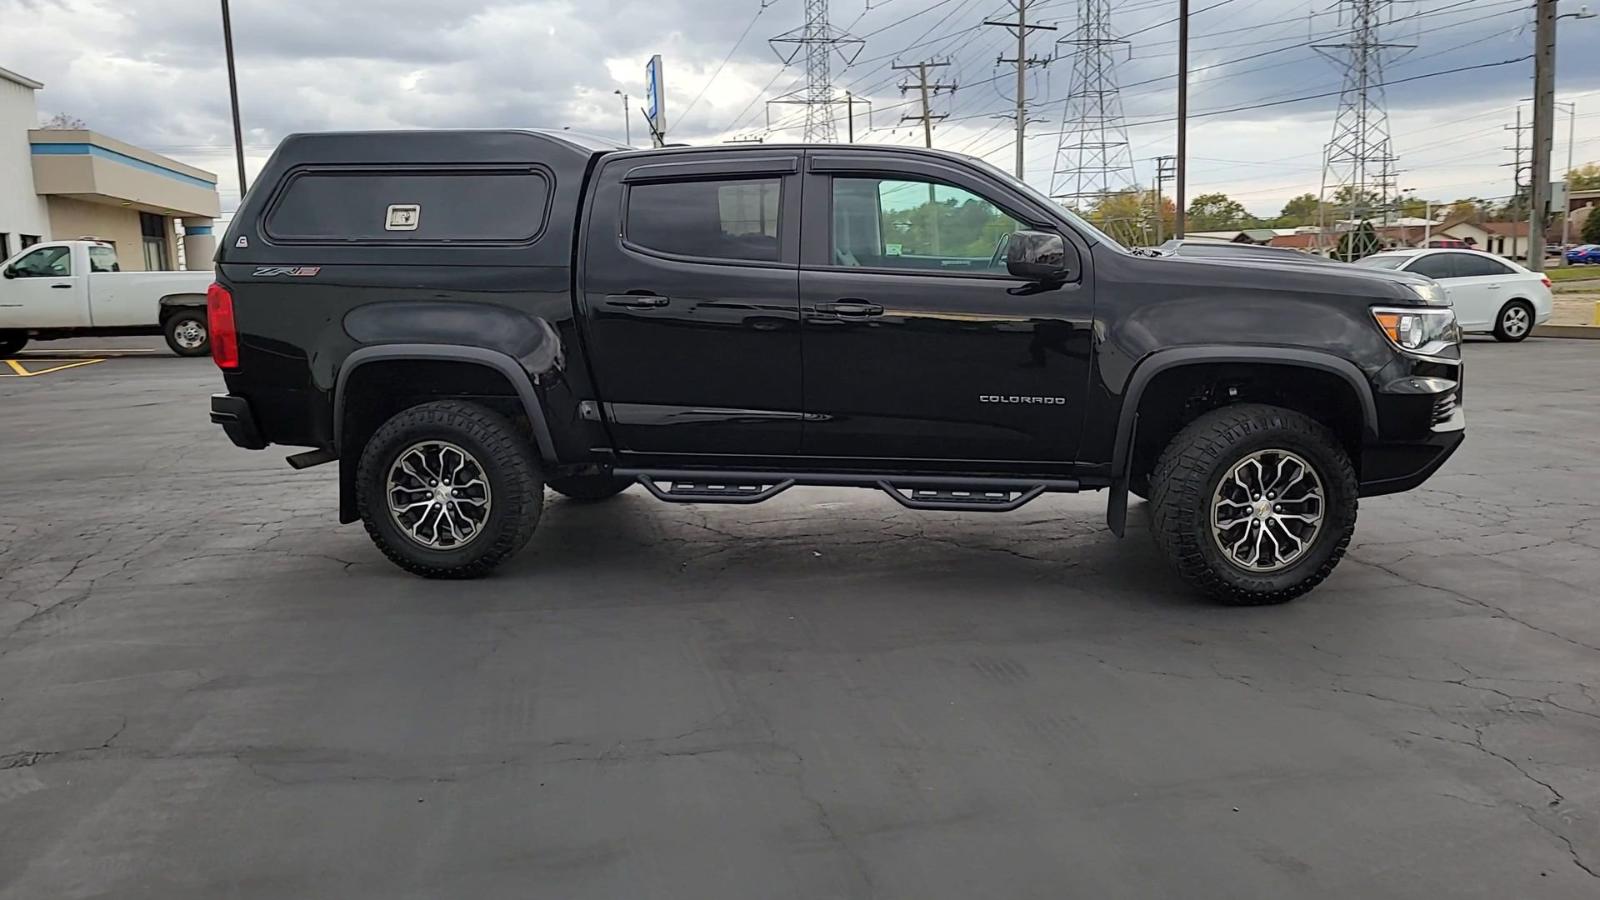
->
50;283;73;289
605;294;670;309
814;300;884;317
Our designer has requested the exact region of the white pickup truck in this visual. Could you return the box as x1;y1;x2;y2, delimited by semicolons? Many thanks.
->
0;240;214;357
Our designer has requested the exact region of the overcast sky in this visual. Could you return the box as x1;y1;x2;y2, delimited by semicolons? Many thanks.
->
5;0;1600;219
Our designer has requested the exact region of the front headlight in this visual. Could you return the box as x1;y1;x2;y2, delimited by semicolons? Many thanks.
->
1372;306;1458;354
1407;281;1449;306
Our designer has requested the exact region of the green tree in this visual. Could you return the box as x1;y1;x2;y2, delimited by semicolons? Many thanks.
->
1330;184;1383;216
1582;208;1600;245
1335;221;1381;261
1275;193;1321;227
1185;193;1254;231
1568;163;1600;191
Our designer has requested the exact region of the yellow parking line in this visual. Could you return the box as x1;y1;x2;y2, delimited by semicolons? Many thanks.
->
0;358;105;377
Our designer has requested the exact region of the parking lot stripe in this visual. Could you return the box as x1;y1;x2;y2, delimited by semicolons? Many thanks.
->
0;358;105;377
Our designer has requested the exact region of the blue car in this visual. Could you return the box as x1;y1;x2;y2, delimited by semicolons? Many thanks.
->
1565;244;1600;264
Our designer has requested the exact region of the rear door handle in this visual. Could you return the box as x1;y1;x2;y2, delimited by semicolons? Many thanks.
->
50;283;72;289
605;294;670;309
814;300;884;317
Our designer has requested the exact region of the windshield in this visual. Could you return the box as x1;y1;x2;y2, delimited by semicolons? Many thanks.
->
1354;255;1408;270
966;156;1126;252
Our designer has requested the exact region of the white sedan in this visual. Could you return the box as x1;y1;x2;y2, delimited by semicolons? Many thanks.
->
1354;249;1553;342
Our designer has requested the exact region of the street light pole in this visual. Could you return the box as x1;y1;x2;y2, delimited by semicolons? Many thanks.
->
220;0;248;196
614;91;631;146
1558;100;1576;253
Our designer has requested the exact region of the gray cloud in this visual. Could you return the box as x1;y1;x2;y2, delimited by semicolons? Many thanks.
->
3;0;1596;216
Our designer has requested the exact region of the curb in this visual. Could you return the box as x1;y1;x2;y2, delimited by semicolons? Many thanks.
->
1532;324;1600;340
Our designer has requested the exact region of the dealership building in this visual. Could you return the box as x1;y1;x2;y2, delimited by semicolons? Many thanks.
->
1;64;221;270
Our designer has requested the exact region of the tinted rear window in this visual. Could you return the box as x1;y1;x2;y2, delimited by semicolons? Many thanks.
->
265;169;550;243
625;178;782;262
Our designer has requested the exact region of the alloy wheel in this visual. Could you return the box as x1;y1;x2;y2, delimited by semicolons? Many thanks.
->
1209;449;1325;573
386;440;492;549
1501;305;1530;338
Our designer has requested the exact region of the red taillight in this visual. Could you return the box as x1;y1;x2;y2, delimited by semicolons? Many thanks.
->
206;282;239;370
1541;276;1552;289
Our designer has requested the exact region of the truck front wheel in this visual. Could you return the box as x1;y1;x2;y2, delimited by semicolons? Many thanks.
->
1148;404;1358;605
355;400;543;578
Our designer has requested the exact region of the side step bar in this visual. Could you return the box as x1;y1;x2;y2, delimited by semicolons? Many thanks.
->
616;469;1078;513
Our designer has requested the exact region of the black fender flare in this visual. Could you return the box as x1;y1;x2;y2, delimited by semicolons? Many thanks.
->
334;343;559;463
157;293;206;324
1104;346;1380;536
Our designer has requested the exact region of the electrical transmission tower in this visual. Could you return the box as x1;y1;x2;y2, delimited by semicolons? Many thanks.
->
768;0;864;142
1315;0;1412;259
1050;0;1139;239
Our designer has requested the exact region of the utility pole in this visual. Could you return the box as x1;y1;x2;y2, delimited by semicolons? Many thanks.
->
1153;155;1176;244
895;59;955;251
219;0;248;196
1175;0;1188;238
893;60;955;148
984;0;1055;179
1528;0;1556;272
846;91;854;142
1504;107;1530;258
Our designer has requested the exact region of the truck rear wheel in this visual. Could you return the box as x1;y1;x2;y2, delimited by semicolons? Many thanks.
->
0;331;26;357
1148;404;1357;605
163;310;210;357
355;400;542;578
547;474;633;502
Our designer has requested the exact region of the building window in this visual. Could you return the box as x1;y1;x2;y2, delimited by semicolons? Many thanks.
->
20;234;40;249
0;233;9;260
140;212;170;271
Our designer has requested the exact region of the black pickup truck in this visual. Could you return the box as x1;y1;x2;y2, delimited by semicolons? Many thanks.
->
207;129;1463;603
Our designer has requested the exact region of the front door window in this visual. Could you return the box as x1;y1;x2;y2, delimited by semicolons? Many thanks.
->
831;177;1022;273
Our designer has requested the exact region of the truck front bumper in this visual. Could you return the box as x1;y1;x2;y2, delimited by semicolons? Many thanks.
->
211;393;267;450
1360;369;1465;497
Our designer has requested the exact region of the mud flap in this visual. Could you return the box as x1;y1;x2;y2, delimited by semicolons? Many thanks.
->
1105;412;1137;537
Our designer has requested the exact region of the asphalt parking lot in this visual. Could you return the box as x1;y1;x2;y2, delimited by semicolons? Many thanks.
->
2;337;1597;899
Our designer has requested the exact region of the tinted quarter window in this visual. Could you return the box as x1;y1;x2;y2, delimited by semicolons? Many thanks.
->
1456;254;1514;277
1405;254;1457;279
266;169;551;243
625;178;781;262
832;177;1021;272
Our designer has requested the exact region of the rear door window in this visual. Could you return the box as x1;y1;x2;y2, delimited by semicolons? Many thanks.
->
624;178;782;263
265;169;551;243
1455;254;1514;277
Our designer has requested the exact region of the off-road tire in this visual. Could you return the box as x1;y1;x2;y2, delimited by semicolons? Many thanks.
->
0;331;26;357
356;400;542;578
1148;403;1358;605
1491;299;1534;343
162;310;210;357
547;474;633;502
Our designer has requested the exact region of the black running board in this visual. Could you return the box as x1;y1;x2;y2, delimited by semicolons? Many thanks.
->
617;469;1077;512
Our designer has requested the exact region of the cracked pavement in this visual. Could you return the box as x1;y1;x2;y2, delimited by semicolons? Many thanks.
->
1;337;1597;898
